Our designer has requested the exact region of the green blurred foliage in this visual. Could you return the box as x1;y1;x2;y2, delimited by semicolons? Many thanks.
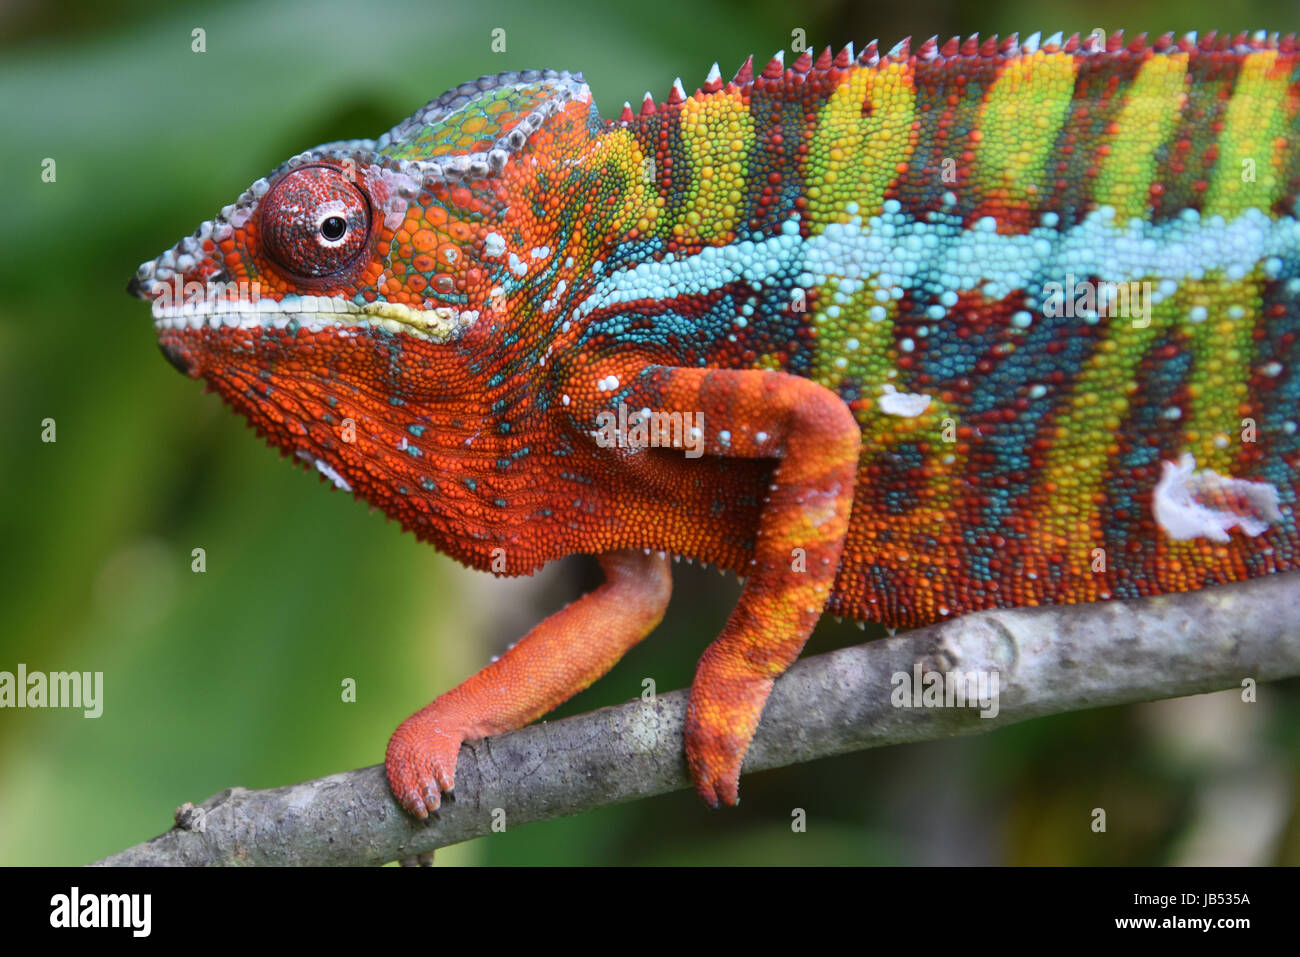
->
1;0;1297;865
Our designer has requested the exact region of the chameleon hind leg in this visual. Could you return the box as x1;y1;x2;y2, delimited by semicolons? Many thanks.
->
386;548;671;818
578;365;861;806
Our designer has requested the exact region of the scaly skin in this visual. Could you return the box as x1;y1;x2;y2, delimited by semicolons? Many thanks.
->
129;31;1300;814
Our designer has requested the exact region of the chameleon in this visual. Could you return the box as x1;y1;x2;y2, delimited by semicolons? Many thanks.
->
128;30;1300;818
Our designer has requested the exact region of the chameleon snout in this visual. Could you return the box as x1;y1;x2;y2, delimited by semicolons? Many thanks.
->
126;274;150;299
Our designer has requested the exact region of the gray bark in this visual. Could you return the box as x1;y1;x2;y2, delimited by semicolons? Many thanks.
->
93;571;1300;866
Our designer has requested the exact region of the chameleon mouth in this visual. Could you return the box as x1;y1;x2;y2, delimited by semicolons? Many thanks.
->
150;294;477;342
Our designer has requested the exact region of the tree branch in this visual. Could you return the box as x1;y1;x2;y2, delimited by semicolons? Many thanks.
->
94;571;1300;866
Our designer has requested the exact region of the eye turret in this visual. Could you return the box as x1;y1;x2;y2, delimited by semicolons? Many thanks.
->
259;166;370;278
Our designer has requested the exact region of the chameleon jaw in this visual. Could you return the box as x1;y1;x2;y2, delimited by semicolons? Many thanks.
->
150;294;478;343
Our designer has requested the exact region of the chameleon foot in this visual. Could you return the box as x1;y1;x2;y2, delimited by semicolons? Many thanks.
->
385;707;466;819
684;653;776;807
385;549;670;818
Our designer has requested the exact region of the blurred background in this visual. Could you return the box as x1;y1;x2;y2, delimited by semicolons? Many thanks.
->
2;0;1298;865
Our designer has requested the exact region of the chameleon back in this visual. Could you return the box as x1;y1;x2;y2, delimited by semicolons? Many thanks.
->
597;34;1300;626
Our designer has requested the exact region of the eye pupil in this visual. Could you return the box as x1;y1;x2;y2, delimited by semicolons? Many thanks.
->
320;216;347;241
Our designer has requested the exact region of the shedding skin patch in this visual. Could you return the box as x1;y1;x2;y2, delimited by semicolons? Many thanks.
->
1153;453;1283;541
878;385;932;417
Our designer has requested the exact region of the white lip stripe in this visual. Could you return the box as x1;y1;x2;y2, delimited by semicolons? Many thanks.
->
573;205;1300;322
151;294;476;342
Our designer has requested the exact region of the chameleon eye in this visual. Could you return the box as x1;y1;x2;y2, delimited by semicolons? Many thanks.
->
260;166;370;278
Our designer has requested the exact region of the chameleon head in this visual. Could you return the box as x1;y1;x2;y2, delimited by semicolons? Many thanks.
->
129;69;596;378
128;156;475;375
126;70;606;562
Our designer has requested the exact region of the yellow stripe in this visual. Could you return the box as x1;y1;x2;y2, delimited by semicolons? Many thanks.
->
1194;51;1292;473
1095;53;1189;222
806;65;915;431
588;127;661;239
971;52;1078;210
675;89;754;244
1181;277;1258;475
810;283;896;396
1030;299;1167;582
805;62;917;230
1204;50;1293;218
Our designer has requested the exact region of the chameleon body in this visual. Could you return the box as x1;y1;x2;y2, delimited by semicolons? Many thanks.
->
130;31;1300;814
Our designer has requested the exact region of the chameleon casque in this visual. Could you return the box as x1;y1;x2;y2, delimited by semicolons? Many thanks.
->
129;31;1300;817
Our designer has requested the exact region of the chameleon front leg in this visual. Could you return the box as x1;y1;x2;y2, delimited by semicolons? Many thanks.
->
386;548;671;818
575;365;862;806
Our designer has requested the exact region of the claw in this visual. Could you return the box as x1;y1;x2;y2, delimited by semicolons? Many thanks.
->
431;782;455;812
